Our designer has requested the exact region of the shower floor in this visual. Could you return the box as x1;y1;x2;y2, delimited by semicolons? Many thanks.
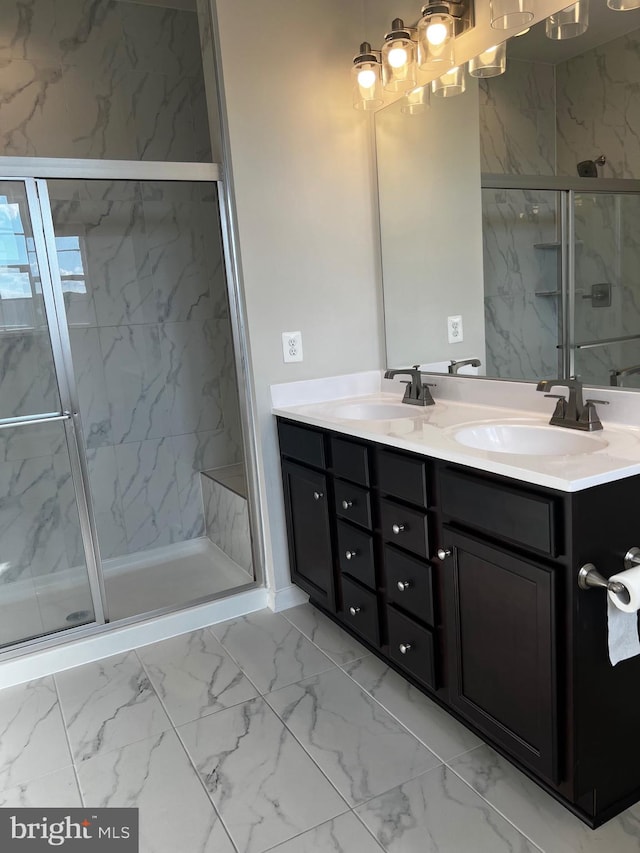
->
0;538;253;648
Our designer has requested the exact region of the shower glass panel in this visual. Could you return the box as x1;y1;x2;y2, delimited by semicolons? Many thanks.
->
45;178;251;622
482;188;562;380
573;192;640;387
0;181;97;646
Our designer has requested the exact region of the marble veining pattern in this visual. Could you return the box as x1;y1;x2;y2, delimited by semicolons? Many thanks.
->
0;676;72;789
344;655;482;762
210;610;336;694
281;603;371;666
355;765;540;852
77;729;234;853
202;471;252;575
137;628;258;726
2;608;640;851
55;650;171;763
179;696;348;853
265;667;442;807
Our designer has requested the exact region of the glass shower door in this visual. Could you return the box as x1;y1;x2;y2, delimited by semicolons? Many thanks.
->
0;179;102;647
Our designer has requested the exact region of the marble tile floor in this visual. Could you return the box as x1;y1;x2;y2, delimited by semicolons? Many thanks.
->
2;604;640;852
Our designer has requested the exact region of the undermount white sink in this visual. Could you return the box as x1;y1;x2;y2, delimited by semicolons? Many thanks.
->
331;402;418;420
453;422;609;456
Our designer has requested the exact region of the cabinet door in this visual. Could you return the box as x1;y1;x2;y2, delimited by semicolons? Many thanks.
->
281;460;335;610
444;529;558;781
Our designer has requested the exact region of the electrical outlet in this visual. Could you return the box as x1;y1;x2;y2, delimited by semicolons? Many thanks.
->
447;315;463;344
282;331;303;363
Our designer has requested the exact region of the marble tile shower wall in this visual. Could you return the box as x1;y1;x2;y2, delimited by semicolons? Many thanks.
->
0;0;212;162
0;178;242;573
51;179;242;565
479;60;559;378
556;30;640;180
479;42;640;383
482;190;560;380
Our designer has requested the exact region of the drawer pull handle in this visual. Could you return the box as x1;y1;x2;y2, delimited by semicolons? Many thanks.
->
397;580;411;592
399;643;412;655
342;499;353;510
437;548;452;560
349;606;361;616
313;491;324;501
345;550;357;560
392;523;406;535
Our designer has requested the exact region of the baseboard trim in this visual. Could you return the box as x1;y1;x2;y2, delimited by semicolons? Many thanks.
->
268;584;309;613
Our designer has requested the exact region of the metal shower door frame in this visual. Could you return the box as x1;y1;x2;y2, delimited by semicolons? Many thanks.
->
0;177;107;628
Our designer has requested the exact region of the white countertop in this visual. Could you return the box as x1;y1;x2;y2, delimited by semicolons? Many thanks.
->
271;371;640;492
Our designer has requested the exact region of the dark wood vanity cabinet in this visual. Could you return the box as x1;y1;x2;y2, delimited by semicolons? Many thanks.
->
277;416;640;827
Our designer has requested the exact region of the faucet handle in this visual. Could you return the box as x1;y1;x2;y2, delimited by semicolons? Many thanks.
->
579;399;608;431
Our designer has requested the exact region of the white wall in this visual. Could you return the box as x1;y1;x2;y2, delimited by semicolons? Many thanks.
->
376;80;486;368
213;0;384;600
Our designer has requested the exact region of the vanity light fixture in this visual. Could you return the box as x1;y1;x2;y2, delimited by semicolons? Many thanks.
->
401;85;431;114
608;0;640;10
352;42;384;111
432;65;466;97
489;0;534;30
546;0;589;39
468;42;507;77
417;0;474;70
382;19;418;91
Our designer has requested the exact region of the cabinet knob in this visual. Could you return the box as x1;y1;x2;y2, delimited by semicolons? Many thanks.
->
437;548;452;560
341;499;353;510
397;580;411;592
392;523;406;535
313;491;324;501
345;550;357;561
399;643;412;655
349;606;361;616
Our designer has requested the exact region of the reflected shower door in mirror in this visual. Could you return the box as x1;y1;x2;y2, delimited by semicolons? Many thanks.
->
43;179;254;622
482;188;562;381
0;180;100;646
377;8;640;389
574;193;640;389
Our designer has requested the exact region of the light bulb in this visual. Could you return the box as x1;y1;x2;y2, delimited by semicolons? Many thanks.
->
388;45;408;68
357;68;377;89
426;21;448;45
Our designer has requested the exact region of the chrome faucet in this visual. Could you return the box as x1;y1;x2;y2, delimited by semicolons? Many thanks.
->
536;377;608;431
610;364;640;387
384;364;435;406
448;358;481;375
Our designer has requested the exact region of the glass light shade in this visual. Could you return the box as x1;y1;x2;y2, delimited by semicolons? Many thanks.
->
432;65;466;98
352;61;383;111
546;0;589;39
468;43;507;77
418;13;455;70
608;0;640;9
401;86;430;114
382;37;417;92
490;0;534;30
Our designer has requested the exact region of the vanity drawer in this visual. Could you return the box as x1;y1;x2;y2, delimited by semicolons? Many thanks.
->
332;436;370;486
380;498;430;559
378;448;428;508
440;468;558;557
337;521;375;589
335;479;372;529
385;546;435;627
341;575;380;646
386;605;437;689
277;420;326;469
